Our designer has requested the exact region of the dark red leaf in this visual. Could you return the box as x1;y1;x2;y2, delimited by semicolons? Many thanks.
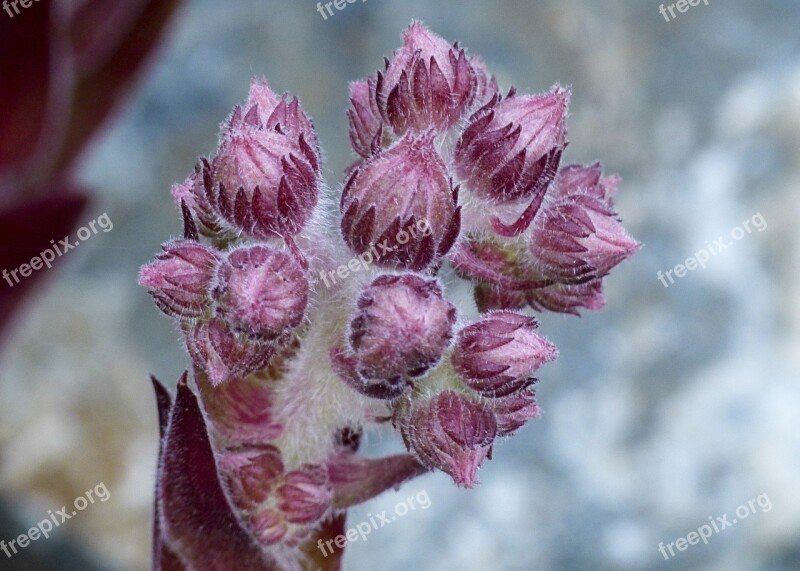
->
0;191;88;348
158;377;279;570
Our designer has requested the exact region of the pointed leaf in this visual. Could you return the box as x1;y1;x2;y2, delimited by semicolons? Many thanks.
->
158;377;279;570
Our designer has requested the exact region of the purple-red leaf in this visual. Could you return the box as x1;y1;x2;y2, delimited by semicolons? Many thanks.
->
327;452;429;510
150;376;186;571
0;1;51;171
53;0;183;173
0;191;88;348
157;376;279;570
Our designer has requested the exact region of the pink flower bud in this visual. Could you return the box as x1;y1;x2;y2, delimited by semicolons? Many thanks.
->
243;79;320;152
221;452;332;547
330;346;410;400
276;465;332;525
451;235;611;316
347;22;498;156
450;237;553;311
404;390;497;488
340;132;461;270
347;77;385;158
206;81;320;239
491;386;541;436
452;311;558;397
186;318;273;386
212;245;308;340
138;239;220;319
170;168;225;238
378;21;494;136
349;274;456;383
455;87;568;205
220;445;285;509
525;280;607;316
528;164;639;284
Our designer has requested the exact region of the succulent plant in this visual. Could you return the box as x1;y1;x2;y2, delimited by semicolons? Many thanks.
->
141;21;638;570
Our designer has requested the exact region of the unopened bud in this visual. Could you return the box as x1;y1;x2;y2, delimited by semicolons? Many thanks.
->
213;245;308;340
455;87;568;205
207;80;320;239
349;274;456;382
185;318;273;386
341;132;460;270
138;239;220;320
529;163;639;284
452;311;558;397
404;390;497;488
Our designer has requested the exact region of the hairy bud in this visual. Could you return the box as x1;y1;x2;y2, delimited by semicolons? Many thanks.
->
379;21;496;136
341;132;461;270
138;239;220;319
456;87;568;207
204;80;319;239
349;274;456;383
221;447;332;547
452;311;558;397
212;245;308;340
186;318;273;386
346;22;498;157
451;238;554;312
403;390;497;488
529;163;639;284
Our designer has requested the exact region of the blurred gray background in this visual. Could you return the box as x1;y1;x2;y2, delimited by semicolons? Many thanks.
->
1;0;799;569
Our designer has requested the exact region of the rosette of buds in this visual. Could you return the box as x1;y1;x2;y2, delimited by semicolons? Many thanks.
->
141;21;638;570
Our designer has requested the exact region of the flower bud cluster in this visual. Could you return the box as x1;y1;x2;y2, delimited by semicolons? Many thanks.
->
140;80;316;386
385;310;556;488
333;21;635;487
219;445;333;546
452;162;639;315
344;23;637;315
142;20;639;562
